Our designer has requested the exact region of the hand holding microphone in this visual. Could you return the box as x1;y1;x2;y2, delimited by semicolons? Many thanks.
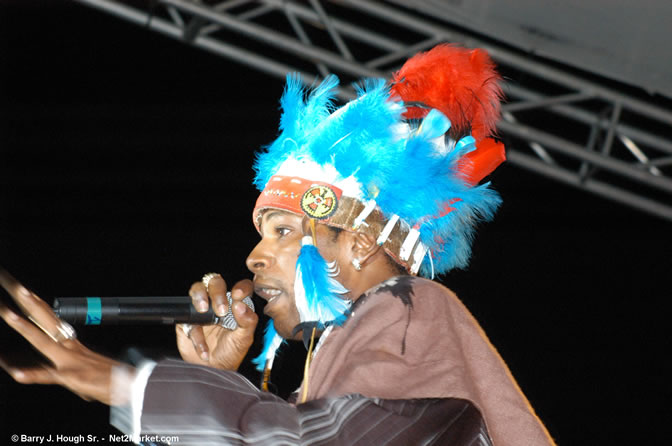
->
178;274;258;370
54;274;259;371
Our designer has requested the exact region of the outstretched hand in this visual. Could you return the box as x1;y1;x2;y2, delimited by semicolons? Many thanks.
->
176;274;258;371
0;268;132;406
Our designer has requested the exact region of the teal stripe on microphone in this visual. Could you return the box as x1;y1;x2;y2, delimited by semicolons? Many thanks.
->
86;297;102;325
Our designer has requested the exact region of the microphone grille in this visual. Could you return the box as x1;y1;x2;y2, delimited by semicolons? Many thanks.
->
216;292;255;330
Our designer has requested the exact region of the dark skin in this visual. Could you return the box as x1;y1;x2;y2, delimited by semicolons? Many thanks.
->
176;211;400;370
0;270;124;405
0;210;400;404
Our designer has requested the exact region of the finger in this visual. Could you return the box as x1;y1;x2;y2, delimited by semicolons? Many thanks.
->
189;282;209;313
232;301;258;332
0;357;32;383
0;269;63;337
206;275;228;317
0;269;35;312
0;267;19;292
0;358;54;384
175;324;200;364
186;325;210;362
175;324;208;365
230;279;254;302
5;365;56;385
0;304;65;363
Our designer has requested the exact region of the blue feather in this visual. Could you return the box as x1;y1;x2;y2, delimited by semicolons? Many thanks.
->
418;108;451;140
251;320;284;372
302;74;339;129
294;241;350;324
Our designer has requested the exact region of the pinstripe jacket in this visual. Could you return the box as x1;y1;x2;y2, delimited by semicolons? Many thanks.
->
137;360;490;445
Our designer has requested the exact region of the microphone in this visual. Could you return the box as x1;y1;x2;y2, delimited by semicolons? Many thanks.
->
53;292;255;330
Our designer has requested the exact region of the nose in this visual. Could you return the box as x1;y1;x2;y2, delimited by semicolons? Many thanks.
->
246;239;274;273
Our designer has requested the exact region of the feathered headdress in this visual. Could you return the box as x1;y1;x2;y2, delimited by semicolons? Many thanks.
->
251;44;506;375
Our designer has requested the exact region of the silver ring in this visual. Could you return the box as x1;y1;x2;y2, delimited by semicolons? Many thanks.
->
55;320;77;342
202;272;221;292
180;323;194;338
29;316;77;343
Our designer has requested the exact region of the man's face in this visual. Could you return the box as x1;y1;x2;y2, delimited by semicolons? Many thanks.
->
247;210;344;339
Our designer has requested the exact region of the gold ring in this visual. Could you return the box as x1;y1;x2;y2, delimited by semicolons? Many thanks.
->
202;272;221;292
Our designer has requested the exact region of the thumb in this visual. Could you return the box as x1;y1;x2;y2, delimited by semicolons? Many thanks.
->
232;301;258;332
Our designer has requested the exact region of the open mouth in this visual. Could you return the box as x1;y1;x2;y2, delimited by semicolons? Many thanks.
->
255;286;283;304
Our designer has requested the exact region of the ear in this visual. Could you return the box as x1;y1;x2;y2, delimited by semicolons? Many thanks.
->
351;231;382;266
301;216;312;236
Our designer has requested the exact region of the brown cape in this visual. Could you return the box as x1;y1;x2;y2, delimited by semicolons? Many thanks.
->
302;276;556;446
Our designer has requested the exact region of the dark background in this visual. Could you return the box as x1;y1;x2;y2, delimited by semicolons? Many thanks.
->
1;2;670;445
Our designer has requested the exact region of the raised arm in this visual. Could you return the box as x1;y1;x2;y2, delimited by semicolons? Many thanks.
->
0;268;131;405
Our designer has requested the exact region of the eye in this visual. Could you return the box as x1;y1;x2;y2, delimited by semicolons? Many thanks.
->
275;226;292;238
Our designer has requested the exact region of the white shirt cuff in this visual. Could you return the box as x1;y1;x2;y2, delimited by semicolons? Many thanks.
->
110;360;157;444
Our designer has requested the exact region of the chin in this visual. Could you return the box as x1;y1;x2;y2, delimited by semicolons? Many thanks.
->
273;322;303;341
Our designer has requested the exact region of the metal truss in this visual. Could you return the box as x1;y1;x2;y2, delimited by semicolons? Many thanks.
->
76;0;672;221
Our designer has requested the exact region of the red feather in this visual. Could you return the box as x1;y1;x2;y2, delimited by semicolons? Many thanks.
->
458;138;506;186
390;44;503;142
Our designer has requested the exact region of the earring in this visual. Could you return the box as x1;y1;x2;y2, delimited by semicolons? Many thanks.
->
352;258;362;271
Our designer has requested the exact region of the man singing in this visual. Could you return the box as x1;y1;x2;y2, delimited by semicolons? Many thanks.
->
0;44;555;445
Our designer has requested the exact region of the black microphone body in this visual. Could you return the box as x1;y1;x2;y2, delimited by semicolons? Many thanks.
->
53;294;254;329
